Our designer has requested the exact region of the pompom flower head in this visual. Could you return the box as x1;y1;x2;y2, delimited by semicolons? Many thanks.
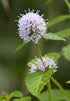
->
29;57;58;73
18;10;47;43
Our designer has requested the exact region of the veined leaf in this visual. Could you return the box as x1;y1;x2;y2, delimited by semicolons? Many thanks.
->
42;33;65;41
56;28;70;38
38;89;70;101
14;42;25;53
62;44;70;61
46;0;52;5
44;52;60;62
66;80;70;84
25;67;55;97
47;15;70;28
9;91;23;98
13;96;31;101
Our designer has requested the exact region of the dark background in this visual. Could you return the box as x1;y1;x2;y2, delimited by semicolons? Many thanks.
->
0;0;70;99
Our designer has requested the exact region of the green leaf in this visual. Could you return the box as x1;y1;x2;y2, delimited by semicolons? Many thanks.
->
13;96;31;101
0;99;7;101
42;33;65;41
27;58;38;67
25;67;55;97
47;15;70;28
0;93;9;100
45;29;70;39
46;0;52;5
56;28;70;38
9;91;23;98
66;80;70;84
38;89;70;101
62;44;70;61
14;42;25;53
44;52;60;62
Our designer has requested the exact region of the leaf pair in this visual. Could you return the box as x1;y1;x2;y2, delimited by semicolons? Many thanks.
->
25;53;60;97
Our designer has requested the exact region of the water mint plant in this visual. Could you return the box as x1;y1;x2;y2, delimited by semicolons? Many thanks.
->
0;6;70;101
0;0;70;101
14;9;70;101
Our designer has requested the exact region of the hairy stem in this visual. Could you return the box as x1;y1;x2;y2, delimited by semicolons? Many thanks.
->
35;43;70;99
36;44;43;62
51;77;70;98
47;80;52;101
35;43;52;101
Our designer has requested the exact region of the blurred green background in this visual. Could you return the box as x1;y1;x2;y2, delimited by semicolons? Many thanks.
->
0;0;70;98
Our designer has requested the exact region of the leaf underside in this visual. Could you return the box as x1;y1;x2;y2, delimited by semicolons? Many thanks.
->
42;33;65;41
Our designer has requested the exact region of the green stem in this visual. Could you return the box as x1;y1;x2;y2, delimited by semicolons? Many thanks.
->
51;77;70;98
35;44;43;62
47;80;52;101
35;43;70;99
35;43;52;101
64;0;70;13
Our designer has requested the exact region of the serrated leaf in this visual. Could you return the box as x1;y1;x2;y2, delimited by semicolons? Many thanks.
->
25;67;55;97
9;91;23;98
38;89;70;101
56;28;70;38
62;44;70;61
13;96;31;101
47;15;70;28
44;52;60;62
14;42;25;53
46;0;52;5
42;33;65;41
66;80;70;84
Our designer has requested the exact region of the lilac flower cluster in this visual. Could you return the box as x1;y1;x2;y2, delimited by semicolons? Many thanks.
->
18;10;46;43
29;57;58;73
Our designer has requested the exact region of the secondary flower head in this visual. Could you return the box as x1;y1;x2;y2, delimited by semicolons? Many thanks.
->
18;10;47;43
29;57;58;73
